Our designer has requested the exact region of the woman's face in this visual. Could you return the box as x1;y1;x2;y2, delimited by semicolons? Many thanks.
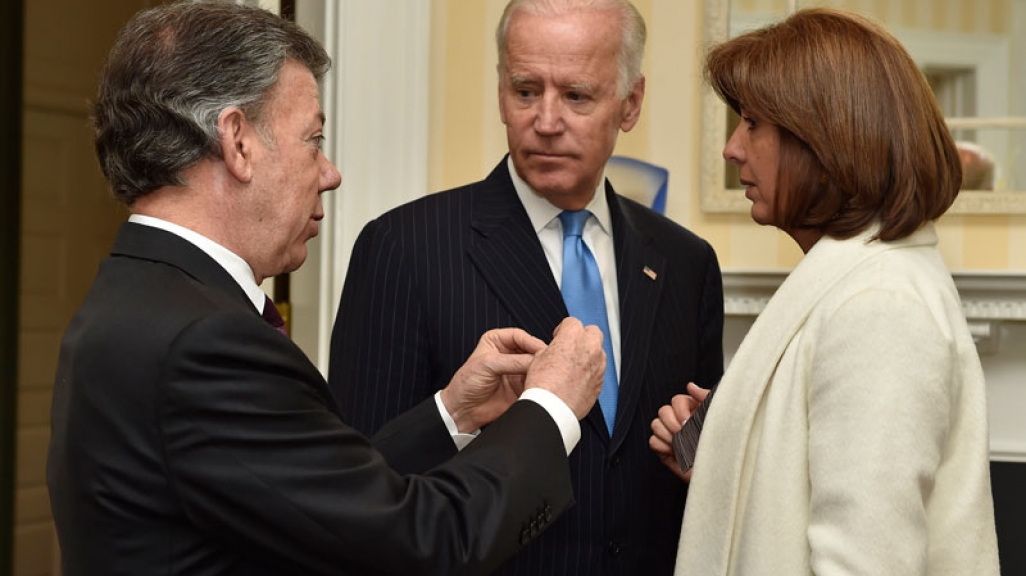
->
723;109;781;228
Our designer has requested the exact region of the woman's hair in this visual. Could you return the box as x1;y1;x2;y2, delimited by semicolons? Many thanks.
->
705;8;961;241
496;0;646;100
93;1;330;205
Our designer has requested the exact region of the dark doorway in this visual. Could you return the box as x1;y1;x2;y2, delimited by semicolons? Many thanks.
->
1;0;25;572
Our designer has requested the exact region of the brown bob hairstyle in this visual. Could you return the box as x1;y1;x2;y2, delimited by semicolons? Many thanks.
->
705;8;962;242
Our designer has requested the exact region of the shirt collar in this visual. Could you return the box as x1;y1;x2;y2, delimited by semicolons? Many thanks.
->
128;214;267;312
506;155;613;236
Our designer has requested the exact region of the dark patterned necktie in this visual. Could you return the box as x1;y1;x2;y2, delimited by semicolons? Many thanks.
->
672;384;718;473
261;295;288;337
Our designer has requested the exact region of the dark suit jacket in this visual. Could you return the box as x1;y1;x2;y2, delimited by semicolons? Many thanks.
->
329;159;725;576
47;222;574;576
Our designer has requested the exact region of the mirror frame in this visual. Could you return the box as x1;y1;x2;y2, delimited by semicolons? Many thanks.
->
699;0;1026;215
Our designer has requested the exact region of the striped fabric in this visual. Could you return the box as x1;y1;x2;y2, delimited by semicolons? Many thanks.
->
329;159;725;576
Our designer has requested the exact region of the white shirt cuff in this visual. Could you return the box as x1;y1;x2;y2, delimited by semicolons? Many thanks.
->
434;391;479;451
519;388;581;456
434;389;581;455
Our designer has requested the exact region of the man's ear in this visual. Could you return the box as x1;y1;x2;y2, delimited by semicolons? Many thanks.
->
619;74;646;133
218;107;256;183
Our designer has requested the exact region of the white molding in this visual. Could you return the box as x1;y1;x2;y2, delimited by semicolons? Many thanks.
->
289;0;431;374
988;450;1026;464
723;269;1026;322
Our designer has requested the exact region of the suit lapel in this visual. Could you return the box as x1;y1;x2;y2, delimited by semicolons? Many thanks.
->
466;162;568;344
467;166;667;445
607;186;666;451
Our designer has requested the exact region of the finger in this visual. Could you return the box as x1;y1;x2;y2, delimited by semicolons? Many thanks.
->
686;382;711;403
651;421;674;446
648;433;673;456
551;316;584;340
480;353;535;376
480;328;546;355
670;394;695;423
582;324;604;347
654;406;680;438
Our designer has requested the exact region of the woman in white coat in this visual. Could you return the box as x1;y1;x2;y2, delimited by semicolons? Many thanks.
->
649;9;1000;576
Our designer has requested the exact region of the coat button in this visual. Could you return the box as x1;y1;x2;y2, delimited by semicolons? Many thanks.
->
607;541;622;555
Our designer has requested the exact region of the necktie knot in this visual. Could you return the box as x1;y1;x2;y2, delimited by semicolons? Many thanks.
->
559;210;590;238
262;295;288;336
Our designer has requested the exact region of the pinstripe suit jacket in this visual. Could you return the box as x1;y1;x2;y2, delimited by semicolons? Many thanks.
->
329;159;724;576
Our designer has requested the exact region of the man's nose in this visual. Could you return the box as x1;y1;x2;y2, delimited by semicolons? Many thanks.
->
321;155;342;192
534;94;564;135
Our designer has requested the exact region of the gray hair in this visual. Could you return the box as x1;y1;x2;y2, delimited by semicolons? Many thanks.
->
495;0;646;99
93;1;330;204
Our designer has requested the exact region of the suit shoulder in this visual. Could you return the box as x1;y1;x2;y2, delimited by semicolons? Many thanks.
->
371;180;484;224
615;194;715;253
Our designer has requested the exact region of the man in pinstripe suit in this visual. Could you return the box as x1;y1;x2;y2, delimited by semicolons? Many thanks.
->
329;1;724;574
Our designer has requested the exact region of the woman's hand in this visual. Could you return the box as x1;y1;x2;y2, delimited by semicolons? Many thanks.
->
649;383;711;482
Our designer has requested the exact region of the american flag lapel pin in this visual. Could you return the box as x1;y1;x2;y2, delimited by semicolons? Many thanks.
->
643;266;657;280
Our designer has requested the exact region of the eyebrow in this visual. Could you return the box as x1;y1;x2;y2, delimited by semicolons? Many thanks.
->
567;82;596;94
509;76;596;94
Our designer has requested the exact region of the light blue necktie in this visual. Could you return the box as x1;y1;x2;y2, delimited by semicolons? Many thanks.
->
559;210;617;434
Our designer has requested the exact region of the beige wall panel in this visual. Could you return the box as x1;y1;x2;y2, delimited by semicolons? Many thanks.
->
17;332;61;390
937;215;967;268
16;391;53;428
990;0;1012;34
1010;216;1026;268
432;1;1026;272
964;215;1012;269
435;0;490;190
729;224;779;268
647;0;700;225
15;430;48;487
775;230;804;268
13;524;54;576
15;487;51;526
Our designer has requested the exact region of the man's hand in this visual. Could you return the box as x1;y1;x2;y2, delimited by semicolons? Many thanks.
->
648;383;710;482
441;328;546;433
524;318;606;420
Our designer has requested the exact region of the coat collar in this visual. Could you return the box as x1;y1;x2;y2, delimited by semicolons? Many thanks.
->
111;222;258;316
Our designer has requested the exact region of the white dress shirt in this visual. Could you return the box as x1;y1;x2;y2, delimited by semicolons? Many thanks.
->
506;156;622;379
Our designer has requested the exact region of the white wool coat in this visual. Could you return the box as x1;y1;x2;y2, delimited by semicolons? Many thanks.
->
675;223;999;576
